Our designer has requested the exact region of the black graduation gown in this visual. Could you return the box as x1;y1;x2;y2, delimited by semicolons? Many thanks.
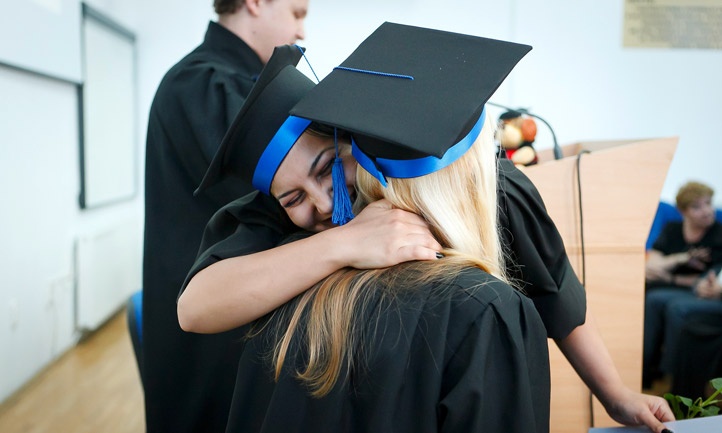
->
226;267;550;433
143;22;264;432
496;159;586;338
182;159;586;340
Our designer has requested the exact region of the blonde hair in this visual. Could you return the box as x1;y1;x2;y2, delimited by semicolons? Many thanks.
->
263;111;506;397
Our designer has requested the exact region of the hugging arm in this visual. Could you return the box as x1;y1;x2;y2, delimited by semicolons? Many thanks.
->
178;199;442;333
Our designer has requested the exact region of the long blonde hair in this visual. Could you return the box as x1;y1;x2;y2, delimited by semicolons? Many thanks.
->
263;111;506;397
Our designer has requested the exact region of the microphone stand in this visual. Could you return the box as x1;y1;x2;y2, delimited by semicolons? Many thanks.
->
487;101;564;160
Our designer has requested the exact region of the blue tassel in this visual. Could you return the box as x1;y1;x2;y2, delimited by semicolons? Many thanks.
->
332;157;355;225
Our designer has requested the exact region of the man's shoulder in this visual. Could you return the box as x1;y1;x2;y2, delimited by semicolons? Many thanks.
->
158;48;228;90
150;47;254;118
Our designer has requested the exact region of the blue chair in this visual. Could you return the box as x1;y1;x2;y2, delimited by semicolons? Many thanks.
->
645;202;682;251
127;290;144;387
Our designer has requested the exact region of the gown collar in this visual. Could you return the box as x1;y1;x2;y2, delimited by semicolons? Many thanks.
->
202;21;264;74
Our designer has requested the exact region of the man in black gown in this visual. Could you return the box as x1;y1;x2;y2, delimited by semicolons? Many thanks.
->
142;1;308;431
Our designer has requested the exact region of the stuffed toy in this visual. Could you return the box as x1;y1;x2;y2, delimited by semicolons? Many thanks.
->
497;110;538;166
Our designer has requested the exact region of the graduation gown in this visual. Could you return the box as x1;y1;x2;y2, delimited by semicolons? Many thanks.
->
496;159;586;338
143;21;264;432
183;159;586;340
226;267;550;433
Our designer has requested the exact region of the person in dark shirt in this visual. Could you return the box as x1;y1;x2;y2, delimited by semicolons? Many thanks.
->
643;181;722;387
142;1;308;431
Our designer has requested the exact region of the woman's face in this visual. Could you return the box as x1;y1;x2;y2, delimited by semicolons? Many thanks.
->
270;132;356;232
682;195;715;229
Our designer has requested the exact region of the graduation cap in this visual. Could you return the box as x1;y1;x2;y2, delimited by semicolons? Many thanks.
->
290;22;532;187
499;109;523;120
195;44;315;196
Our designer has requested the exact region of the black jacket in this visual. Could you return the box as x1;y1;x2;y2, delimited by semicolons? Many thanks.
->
226;267;550;433
142;21;263;432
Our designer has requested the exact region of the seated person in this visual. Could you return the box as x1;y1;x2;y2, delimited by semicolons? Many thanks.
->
669;267;722;397
645;181;721;290
664;266;722;375
643;181;722;386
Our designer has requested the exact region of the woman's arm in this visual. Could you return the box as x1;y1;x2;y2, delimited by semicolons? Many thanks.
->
555;309;674;433
645;249;691;283
178;200;442;333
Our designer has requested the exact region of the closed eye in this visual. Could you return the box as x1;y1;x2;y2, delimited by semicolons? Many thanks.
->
318;159;333;177
283;191;305;208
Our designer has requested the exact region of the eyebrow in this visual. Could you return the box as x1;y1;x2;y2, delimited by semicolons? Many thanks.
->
308;146;335;176
276;146;335;200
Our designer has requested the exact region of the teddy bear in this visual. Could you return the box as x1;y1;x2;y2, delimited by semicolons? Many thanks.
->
497;110;538;166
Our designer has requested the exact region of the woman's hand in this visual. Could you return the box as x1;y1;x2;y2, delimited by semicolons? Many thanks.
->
600;386;674;433
686;247;711;271
332;199;443;269
645;250;676;283
695;270;722;299
557;312;674;433
179;200;442;333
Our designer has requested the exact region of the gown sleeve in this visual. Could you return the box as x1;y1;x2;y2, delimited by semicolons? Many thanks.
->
178;191;293;297
178;65;254;163
155;62;255;201
438;279;550;433
497;159;587;339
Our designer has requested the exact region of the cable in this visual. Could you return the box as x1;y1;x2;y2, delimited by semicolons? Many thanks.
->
576;149;593;424
576;150;591;288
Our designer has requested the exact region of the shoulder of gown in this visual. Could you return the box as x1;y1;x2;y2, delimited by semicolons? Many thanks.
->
497;159;586;339
178;191;293;297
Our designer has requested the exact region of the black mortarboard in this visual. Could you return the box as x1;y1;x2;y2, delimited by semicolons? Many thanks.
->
196;44;315;195
499;110;523;120
290;22;531;186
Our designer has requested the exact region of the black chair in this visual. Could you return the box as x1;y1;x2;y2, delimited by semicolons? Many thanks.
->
127;290;144;388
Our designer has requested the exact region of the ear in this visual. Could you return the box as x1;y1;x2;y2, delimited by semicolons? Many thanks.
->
244;0;263;17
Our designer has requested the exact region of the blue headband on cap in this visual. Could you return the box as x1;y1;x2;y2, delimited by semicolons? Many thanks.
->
252;115;311;195
352;106;486;187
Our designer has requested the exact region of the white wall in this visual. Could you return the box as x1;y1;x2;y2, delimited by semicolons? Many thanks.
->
301;0;722;206
0;0;217;404
1;0;720;406
509;0;722;206
0;67;80;401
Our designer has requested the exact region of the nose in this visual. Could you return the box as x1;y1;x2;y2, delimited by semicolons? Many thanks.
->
310;186;333;217
296;22;305;41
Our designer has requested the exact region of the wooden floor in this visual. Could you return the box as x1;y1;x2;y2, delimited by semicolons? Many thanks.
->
0;310;144;433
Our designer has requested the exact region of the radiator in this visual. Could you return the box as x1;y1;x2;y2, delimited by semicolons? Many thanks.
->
75;219;142;331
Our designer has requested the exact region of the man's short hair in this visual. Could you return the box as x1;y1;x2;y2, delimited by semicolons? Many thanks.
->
214;0;244;15
676;181;714;211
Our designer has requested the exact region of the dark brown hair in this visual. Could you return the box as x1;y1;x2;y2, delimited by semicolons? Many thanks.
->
214;0;244;15
676;181;714;211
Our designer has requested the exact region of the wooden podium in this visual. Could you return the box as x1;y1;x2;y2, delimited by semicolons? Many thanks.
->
523;137;678;433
